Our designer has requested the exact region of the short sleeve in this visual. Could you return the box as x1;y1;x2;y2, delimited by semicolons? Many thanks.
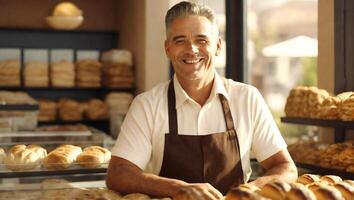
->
250;87;287;162
110;95;153;170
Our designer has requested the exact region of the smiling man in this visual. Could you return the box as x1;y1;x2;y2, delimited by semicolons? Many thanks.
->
106;2;297;200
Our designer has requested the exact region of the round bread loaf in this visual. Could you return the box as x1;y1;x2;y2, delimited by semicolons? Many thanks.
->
76;146;111;168
43;145;82;169
3;144;47;171
0;147;5;163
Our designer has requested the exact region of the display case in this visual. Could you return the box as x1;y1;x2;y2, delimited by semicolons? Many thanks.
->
0;126;113;179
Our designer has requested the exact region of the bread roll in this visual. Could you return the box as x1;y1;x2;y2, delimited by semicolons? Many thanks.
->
76;146;111;168
297;174;320;185
122;193;151;200
259;181;291;200
307;182;329;192
238;184;260;192
312;185;344;200
226;187;267;200
3;144;47;171
41;178;74;190
320;175;343;185
333;182;354;200
43;145;82;169
0;147;5;163
285;183;316;200
343;180;354;187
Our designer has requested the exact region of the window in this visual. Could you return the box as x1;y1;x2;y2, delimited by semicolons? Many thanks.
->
246;0;319;141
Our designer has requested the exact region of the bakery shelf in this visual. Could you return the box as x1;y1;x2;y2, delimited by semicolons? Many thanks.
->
0;104;39;111
280;117;354;129
0;87;133;92
39;119;109;124
0;167;107;178
295;162;354;179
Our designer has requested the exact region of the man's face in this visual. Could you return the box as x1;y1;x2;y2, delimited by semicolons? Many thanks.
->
165;15;221;82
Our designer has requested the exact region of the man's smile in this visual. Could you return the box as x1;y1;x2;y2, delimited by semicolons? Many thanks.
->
182;58;204;64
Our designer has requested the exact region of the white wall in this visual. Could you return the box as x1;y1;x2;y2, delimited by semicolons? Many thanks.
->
144;0;171;91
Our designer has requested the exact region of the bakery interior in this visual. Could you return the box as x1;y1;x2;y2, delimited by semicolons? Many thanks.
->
0;0;353;199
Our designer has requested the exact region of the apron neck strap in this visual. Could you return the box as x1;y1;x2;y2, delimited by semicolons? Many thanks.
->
168;79;178;134
218;94;235;130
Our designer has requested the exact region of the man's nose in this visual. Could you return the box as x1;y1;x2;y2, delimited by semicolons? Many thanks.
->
185;41;199;54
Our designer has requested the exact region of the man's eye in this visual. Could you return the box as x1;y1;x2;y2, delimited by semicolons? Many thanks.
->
197;39;207;44
175;40;184;44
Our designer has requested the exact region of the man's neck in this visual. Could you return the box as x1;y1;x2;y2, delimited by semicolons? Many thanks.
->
176;72;215;106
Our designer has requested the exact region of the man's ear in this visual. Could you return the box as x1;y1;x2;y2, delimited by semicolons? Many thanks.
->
215;37;222;56
164;39;170;57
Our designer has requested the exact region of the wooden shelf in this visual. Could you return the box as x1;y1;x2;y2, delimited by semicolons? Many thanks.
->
0;167;107;178
296;162;354;180
281;117;354;129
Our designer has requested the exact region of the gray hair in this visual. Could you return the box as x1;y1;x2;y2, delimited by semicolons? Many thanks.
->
165;1;217;33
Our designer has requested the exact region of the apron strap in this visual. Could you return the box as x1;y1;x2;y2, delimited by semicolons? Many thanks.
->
219;94;235;131
168;80;178;135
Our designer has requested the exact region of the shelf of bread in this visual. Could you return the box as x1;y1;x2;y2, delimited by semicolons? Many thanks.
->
284;86;354;121
295;162;354;180
288;140;354;179
225;174;353;200
0;143;111;178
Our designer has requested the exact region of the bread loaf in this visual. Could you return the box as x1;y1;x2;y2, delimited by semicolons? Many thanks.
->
333;182;354;200
296;174;320;185
285;183;316;200
3;144;47;171
312;185;344;200
76;146;111;168
225;187;266;200
259;181;291;200
121;193;151;200
43;145;82;169
0;147;5;163
320;175;343;185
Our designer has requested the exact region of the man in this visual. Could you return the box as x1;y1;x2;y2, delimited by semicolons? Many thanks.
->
106;1;297;199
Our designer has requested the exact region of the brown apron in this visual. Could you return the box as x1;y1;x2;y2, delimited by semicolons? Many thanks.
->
159;80;244;195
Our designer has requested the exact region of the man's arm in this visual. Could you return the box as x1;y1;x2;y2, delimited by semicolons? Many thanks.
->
106;156;223;199
248;149;298;187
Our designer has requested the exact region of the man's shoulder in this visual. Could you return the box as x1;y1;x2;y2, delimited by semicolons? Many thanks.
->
225;78;259;94
135;80;169;102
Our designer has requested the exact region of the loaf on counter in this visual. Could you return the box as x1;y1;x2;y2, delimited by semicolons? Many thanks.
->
76;146;111;168
43;144;82;169
3;144;47;171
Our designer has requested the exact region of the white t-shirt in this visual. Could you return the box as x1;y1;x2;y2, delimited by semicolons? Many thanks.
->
111;72;287;182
